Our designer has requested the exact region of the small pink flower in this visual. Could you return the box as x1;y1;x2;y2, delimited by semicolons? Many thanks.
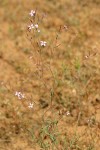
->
35;24;38;29
29;10;36;17
40;41;47;47
38;30;40;33
66;111;70;116
28;103;34;108
28;24;34;30
15;91;25;100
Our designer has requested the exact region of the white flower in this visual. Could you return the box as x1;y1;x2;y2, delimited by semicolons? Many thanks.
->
38;29;40;33
40;41;47;47
15;91;25;100
66;111;70;116
35;24;38;29
28;103;34;108
28;24;34;30
29;10;36;17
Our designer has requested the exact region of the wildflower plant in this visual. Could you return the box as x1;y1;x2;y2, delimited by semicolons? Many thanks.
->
24;9;73;147
13;9;99;149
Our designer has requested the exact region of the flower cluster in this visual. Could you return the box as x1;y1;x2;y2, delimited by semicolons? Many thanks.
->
28;24;34;30
15;91;25;100
28;10;40;32
28;10;47;46
15;92;34;109
28;23;40;31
